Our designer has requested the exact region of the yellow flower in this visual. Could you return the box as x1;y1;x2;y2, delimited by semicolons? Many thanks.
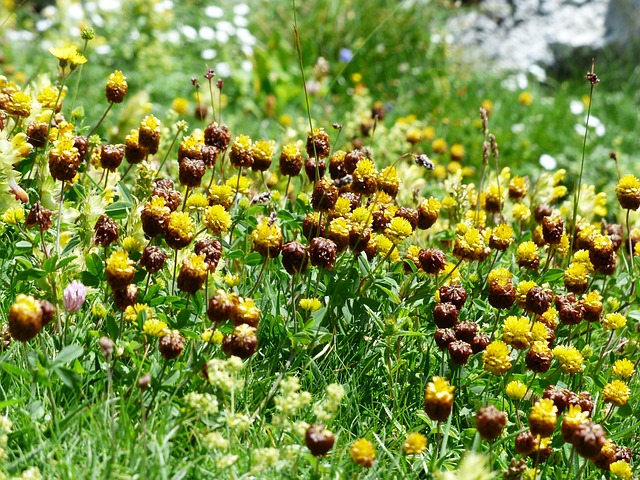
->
502;316;532;350
225;175;251;195
186;192;209;213
552;345;583;375
516;241;538;265
6;91;32;117
616;174;640;210
350;438;375;468
224;274;241;287
37;85;65;109
609;460;633;479
375;234;399;262
252;218;283;257
203;205;232;236
440;262;461;285
516;280;537;308
518;91;533;106
403;432;427;455
172;97;189;115
143;318;169;337
505;380;527;400
612;359;635;378
378;165;400;194
201;329;224;344
299;298;322;312
49;45;87;69
105;70;128;103
529;399;557;438
124;303;153;323
2;206;25;225
483;341;512;375
252;139;275;163
122;236;144;253
603;313;626;331
489;224;514;250
603;380;630;406
208;184;234;209
488;267;513;284
432;137;447;154
384;217;413;245
512;203;531;222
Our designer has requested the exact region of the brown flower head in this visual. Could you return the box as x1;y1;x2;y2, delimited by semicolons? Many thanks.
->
25;202;52;231
281;241;309;275
476;404;507;441
139;245;168;274
305;424;335;457
306;128;331;159
94;214;119;247
159;329;185;359
309;237;337;270
222;324;258;359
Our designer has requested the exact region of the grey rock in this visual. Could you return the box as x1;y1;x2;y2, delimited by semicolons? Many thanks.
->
445;0;637;72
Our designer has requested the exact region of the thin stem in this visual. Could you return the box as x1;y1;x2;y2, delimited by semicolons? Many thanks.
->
569;61;597;263
87;102;113;138
56;180;65;253
153;125;185;179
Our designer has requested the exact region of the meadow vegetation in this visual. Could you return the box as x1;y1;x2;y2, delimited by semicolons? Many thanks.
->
0;1;639;478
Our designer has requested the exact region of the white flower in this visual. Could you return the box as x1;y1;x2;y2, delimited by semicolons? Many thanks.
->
539;154;557;171
570;100;584;115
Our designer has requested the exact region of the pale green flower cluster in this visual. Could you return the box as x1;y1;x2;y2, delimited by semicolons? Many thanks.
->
314;383;346;423
205;356;244;392
183;392;218;415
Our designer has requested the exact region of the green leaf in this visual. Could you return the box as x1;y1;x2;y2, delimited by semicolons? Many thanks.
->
56;255;77;271
85;252;104;277
104;201;132;220
53;344;84;365
117;180;133;204
15;268;47;280
52;366;80;389
245;251;264;266
0;361;30;379
538;268;564;283
61;234;82;257
15;240;33;253
42;254;59;273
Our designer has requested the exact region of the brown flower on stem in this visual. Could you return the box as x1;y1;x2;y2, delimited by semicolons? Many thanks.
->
124;129;147;165
476;404;507;440
94;214;119;247
141;196;170;238
525;286;554;315
207;290;238;324
105;70;128;104
454;321;478;343
448;340;473;365
555;293;584;325
534;204;552;223
177;253;208;294
433;302;458;329
139;246;168;274
542;214;564;245
305;424;335;456
138;115;160;155
514;431;537;455
488;278;516;310
424;376;455;422
222;324;258;359
279;144;303;177
572;422;606;458
105;250;135;291
153;178;182;212
25;202;52;231
204;122;231;151
418;248;446;274
281;241;309;275
26;121;48;148
439;284;467;310
344;149;365;174
113;284;138;311
49;136;81;182
8;294;45;342
329;150;347;180
525;341;553;373
178;157;206;187
302;213;326;241
306;128;331;159
159;329;185;359
470;333;490;353
311;178;339;212
194;238;222;270
309;237;337;270
304;157;326;182
434;328;456;350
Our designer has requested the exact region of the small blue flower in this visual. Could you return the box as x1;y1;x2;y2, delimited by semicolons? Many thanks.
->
339;48;353;63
